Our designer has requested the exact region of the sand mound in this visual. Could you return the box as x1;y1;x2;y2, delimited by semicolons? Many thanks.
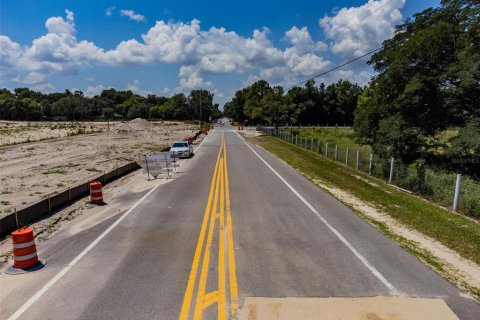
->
114;118;152;134
129;118;153;130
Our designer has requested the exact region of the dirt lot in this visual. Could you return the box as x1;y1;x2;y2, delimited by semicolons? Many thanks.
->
0;119;198;218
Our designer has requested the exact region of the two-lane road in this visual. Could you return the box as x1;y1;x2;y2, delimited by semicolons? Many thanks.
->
1;122;479;319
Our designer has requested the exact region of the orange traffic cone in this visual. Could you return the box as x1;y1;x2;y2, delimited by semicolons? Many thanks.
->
6;227;46;274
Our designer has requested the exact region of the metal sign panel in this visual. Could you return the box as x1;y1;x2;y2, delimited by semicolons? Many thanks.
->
137;152;180;179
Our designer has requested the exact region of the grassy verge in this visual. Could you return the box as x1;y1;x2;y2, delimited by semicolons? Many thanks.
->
247;134;480;299
248;134;480;266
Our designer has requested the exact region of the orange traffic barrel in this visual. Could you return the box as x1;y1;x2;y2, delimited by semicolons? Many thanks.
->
5;227;46;274
89;181;104;205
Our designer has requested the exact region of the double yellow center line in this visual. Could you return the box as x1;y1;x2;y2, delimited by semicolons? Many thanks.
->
179;133;239;320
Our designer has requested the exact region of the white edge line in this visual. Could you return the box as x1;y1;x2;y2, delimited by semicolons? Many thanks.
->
8;182;163;320
236;131;400;296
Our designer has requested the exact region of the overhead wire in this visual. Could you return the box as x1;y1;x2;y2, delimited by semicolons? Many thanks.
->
284;0;397;90
286;47;382;89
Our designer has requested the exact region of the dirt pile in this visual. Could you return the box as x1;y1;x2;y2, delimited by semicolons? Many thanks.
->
114;118;153;134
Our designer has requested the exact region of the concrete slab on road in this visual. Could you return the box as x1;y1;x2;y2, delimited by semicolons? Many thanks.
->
239;297;460;320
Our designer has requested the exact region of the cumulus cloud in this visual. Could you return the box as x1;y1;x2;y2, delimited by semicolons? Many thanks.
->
126;79;152;96
32;82;56;92
106;7;116;17
333;70;372;85
285;26;327;53
120;9;146;22
12;72;46;84
320;0;405;58
21;10;104;75
179;66;213;90
0;35;22;74
45;9;75;35
84;84;107;97
0;9;346;94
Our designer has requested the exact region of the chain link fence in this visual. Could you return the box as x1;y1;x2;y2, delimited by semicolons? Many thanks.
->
263;127;480;219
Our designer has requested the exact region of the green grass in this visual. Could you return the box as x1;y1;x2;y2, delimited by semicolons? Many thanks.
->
42;169;67;175
284;127;458;155
249;134;480;267
1;190;12;195
0;201;10;205
283;127;372;154
85;167;102;173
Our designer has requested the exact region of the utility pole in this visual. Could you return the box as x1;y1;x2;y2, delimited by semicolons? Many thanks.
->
199;89;202;125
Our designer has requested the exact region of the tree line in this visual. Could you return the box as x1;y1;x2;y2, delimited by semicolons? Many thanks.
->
0;88;221;122
355;0;479;177
223;79;363;127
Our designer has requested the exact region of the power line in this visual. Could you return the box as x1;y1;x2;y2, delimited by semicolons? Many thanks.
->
285;0;398;90
286;46;382;90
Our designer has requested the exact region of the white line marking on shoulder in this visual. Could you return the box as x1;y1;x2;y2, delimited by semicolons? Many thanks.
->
236;132;400;296
7;183;163;320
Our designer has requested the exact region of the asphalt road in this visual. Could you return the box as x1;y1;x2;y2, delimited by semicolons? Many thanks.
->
1;122;479;320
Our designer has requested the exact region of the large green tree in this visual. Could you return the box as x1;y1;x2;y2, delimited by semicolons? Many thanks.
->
355;0;480;163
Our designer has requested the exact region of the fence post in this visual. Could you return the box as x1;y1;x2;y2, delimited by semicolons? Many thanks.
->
389;157;395;184
368;154;373;175
144;154;150;180
14;208;19;229
345;148;349;166
305;137;308;149
453;174;462;212
295;135;298;145
310;138;313;151
356;150;360;170
334;145;338;161
325;142;329;157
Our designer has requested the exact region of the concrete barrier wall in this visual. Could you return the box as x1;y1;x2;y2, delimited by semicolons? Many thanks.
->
0;162;141;238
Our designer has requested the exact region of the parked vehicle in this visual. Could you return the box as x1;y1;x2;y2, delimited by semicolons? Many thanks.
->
170;140;194;158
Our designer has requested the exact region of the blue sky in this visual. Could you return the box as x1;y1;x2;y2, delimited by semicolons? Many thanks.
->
0;0;439;106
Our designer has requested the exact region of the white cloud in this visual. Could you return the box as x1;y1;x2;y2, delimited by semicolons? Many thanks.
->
46;9;75;35
106;7;116;17
179;66;213;90
126;79;152;96
1;10;343;95
333;70;372;85
84;84;107;97
0;35;22;74
120;9;146;22
243;74;261;86
33;82;56;92
12;72;46;84
320;0;405;58
285;26;327;53
18;10;105;76
126;79;140;92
